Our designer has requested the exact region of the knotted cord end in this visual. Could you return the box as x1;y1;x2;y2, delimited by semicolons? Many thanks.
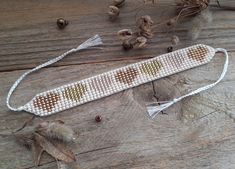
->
76;34;103;50
146;99;178;118
147;47;229;119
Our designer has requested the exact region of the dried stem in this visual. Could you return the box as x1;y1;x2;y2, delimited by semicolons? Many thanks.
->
14;116;35;133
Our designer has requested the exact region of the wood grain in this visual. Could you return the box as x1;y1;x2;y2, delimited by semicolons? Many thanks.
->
0;0;235;169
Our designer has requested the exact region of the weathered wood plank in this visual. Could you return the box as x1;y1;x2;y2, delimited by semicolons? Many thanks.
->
0;0;235;169
0;0;235;71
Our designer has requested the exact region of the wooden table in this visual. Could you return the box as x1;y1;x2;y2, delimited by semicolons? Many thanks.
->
0;1;235;169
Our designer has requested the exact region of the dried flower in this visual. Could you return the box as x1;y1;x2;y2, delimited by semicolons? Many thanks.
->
108;6;120;20
112;0;125;8
188;8;212;40
171;35;180;45
35;120;76;143
122;40;133;50
117;29;133;40
14;119;77;167
135;36;147;48
175;0;210;20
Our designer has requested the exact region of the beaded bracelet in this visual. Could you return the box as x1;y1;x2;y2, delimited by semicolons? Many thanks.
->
6;35;229;118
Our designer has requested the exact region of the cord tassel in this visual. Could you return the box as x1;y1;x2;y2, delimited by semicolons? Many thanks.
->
147;48;229;119
6;35;102;112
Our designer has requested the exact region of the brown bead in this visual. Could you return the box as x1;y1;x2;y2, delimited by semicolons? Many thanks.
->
95;115;102;122
167;46;173;53
57;18;69;29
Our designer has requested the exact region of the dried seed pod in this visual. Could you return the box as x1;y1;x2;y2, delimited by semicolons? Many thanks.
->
57;18;69;29
117;29;133;40
112;0;125;8
140;29;153;39
35;120;76;143
122;40;133;50
137;15;154;32
171;35;180;45
141;15;154;26
108;6;120;20
135;36;147;48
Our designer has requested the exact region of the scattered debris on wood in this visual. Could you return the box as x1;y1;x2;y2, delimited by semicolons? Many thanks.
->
107;0;235;50
14;118;77;167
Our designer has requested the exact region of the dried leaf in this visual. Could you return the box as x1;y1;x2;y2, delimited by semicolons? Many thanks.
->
35;133;76;162
14;116;35;133
35;120;76;143
57;161;70;169
32;140;44;166
15;133;34;150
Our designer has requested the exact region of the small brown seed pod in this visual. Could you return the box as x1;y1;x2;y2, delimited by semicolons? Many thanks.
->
135;36;147;48
137;15;154;32
171;35;180;45
57;18;69;29
122;40;133;50
112;0;125;8
140;29;153;39
108;6;120;20
117;29;133;40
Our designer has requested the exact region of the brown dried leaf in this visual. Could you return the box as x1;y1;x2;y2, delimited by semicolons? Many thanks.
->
32;140;44;166
15;133;34;150
35;120;76;143
34;133;76;162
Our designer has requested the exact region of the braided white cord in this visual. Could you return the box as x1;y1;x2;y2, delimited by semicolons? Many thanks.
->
147;48;229;118
6;35;102;112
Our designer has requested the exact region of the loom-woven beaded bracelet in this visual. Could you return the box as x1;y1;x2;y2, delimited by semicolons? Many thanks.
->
6;35;229;118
